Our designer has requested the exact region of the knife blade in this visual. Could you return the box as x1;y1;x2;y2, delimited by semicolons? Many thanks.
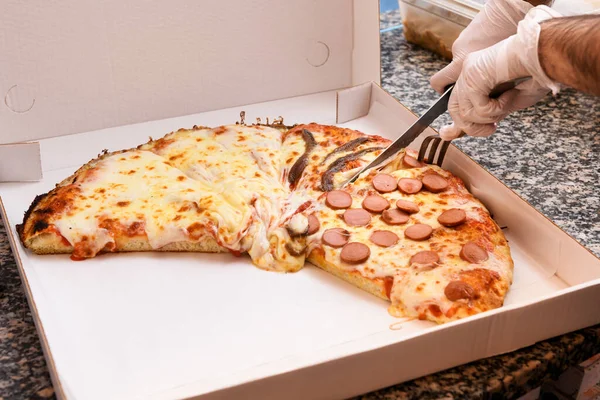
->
341;84;454;187
340;76;532;188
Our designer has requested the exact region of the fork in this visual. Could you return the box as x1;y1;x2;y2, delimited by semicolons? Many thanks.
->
417;77;531;166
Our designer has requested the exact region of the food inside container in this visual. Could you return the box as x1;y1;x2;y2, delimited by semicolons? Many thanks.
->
398;0;481;59
398;0;600;60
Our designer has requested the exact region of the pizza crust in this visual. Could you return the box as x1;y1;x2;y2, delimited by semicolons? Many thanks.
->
308;248;390;301
22;232;227;256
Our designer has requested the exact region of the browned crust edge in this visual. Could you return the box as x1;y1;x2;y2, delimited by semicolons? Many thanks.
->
308;248;389;302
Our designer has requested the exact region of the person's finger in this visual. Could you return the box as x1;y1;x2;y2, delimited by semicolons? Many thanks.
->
439;123;463;140
461;121;497;137
430;60;463;94
450;94;497;138
461;89;518;124
443;91;470;140
468;88;518;122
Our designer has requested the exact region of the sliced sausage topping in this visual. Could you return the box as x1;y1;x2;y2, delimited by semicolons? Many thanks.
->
402;154;425;168
438;208;467;227
460;242;489;263
326;190;352;209
422;174;449;193
307;214;320;235
444;280;476;301
382;209;410;225
372;174;398;193
398;178;423;194
343;208;371;226
369;230;399;247
404;224;433;241
340;242;371;264
396;199;420;214
362;195;390;213
409;250;439;265
322;228;350;248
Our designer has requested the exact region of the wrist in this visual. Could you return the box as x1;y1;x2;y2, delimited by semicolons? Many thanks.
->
514;5;562;94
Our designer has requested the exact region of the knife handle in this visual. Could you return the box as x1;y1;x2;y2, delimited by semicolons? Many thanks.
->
443;76;532;99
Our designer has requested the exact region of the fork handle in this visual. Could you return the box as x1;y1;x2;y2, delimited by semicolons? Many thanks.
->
443;76;531;99
489;76;532;98
445;76;532;139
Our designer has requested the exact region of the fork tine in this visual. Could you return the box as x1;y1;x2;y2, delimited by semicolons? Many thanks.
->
417;135;452;166
426;137;441;164
435;140;451;166
417;136;437;162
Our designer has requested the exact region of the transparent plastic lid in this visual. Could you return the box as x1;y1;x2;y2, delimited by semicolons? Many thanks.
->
401;0;482;26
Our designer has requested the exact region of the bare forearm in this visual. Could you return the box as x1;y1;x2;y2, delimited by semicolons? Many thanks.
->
527;0;553;6
527;0;554;7
538;15;600;96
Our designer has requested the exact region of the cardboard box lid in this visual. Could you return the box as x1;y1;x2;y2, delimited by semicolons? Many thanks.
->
0;0;380;180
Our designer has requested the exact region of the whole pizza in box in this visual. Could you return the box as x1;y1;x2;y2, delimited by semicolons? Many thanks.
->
17;122;513;324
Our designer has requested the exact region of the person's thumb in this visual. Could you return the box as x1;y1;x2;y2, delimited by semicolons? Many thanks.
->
430;60;463;94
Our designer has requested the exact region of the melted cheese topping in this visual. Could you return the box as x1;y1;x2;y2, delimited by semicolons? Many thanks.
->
51;125;316;272
140;125;315;271
54;151;225;254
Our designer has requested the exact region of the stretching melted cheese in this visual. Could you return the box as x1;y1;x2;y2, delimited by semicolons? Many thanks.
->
46;125;316;272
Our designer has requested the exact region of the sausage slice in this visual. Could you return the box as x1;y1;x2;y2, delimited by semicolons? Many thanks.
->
438;208;467;227
362;195;390;213
340;242;371;264
326;190;352;209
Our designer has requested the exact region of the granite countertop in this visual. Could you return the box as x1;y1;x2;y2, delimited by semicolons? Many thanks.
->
1;10;599;400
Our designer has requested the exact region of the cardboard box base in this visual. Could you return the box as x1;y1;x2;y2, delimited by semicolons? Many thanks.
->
2;85;600;400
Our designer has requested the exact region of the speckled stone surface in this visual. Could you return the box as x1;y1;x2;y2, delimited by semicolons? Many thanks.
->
0;11;599;400
0;219;55;400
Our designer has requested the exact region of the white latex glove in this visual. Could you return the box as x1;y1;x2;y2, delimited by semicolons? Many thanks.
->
430;0;534;94
440;5;562;139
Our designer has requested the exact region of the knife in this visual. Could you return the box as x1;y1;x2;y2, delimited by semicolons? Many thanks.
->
340;77;531;187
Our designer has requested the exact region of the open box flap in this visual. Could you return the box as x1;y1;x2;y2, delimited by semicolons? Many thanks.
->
0;142;42;181
0;0;380;182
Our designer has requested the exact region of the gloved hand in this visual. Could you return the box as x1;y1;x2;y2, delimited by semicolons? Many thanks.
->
439;5;562;140
430;0;534;94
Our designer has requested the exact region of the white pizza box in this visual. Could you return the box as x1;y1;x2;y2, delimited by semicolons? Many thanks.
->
2;1;600;399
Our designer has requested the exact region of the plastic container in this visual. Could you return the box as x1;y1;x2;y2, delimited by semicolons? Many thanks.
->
398;0;600;60
398;0;481;59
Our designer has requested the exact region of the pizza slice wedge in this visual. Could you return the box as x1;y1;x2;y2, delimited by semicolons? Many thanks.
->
18;125;313;272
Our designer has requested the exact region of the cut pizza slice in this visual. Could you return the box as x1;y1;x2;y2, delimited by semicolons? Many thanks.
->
303;146;514;323
18;125;314;272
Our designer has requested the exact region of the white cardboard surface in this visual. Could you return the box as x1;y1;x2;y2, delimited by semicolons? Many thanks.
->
2;87;600;399
0;0;381;181
0;142;42;181
0;0;377;144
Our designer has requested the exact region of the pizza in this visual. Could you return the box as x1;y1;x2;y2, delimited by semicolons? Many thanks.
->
17;122;513;324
